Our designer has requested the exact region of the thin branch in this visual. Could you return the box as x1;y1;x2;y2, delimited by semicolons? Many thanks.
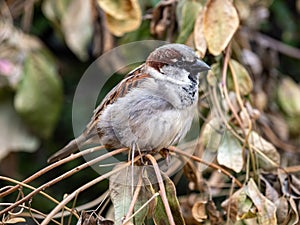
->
41;156;142;225
0;147;128;216
0;145;106;198
168;146;243;187
146;154;175;225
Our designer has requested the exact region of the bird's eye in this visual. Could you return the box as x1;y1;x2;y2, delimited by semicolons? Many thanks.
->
175;60;184;67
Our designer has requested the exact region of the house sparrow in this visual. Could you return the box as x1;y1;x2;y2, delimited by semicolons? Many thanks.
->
48;44;210;163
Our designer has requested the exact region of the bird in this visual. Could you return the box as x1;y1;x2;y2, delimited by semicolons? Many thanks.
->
48;43;210;163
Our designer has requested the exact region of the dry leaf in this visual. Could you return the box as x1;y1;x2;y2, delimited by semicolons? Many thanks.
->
274;197;289;224
206;200;224;225
203;0;239;55
246;179;277;225
192;201;207;222
4;217;26;224
248;131;280;170
194;9;207;58
61;0;93;61
97;0;142;36
217;131;244;173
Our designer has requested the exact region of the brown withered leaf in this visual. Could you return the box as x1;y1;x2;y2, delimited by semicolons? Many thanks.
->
150;0;176;39
203;0;239;55
192;201;207;222
248;131;280;170
287;197;299;225
97;0;142;36
221;187;255;222
194;9;207;58
246;179;277;225
206;200;224;225
274;197;289;225
278;170;300;199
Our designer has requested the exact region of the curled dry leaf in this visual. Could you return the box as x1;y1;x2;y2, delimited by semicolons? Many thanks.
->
217;131;244;173
192;201;207;222
203;0;239;56
274;197;289;224
4;217;26;224
246;179;277;225
228;59;253;96
248;131;280;170
194;9;207;58
97;0;142;36
221;187;255;222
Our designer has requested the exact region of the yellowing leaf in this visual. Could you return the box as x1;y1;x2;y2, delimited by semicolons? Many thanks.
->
97;0;142;36
246;179;277;225
277;76;300;116
228;59;253;96
203;0;239;55
217;131;243;173
194;9;207;58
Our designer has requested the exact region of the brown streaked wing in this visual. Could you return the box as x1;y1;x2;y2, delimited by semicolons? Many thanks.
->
83;65;151;138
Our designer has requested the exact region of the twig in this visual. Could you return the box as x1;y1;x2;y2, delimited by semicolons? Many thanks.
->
124;171;143;222
168;147;243;187
0;147;128;216
241;27;300;60
41;156;142;225
146;154;175;225
0;145;106;198
0;176;75;217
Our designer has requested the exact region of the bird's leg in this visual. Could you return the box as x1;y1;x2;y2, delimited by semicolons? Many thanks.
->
159;148;171;166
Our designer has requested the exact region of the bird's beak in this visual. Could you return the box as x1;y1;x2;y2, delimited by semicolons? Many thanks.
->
192;59;210;72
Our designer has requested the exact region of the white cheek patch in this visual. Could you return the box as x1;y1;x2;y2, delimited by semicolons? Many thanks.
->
145;66;191;86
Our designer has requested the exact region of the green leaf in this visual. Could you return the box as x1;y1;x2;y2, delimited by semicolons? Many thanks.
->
176;0;202;43
14;49;62;139
217;131;243;173
110;166;150;225
153;175;185;225
277;76;300;116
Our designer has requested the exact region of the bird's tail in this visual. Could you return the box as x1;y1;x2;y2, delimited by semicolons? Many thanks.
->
47;134;87;163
